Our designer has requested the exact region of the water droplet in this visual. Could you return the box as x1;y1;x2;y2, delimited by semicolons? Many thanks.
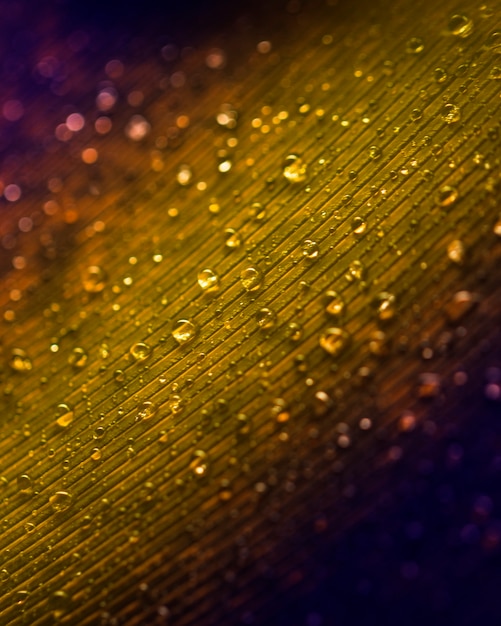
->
313;391;334;416
240;267;263;291
49;491;73;512
448;14;473;37
410;108;423;121
324;291;345;317
345;260;366;282
176;164;193;186
282;154;307;183
91;448;102;461
302;239;319;259
445;290;479;322
9;348;32;372
137;401;158;420
216;103;238;129
172;319;198;344
248;202;266;221
488;66;501;80
271;398;290;423
368;145;382;159
369;330;390;357
351;216;367;235
189;450;209;477
197;268;220;292
285;322;303;341
224;228;241;249
436;185;458;207
493;217;501;236
17;474;32;493
56;403;74;428
374;292;397;321
418;373;441;398
486;31;501;54
255;308;277;329
169;395;184;414
433;67;448;83
447;239;465;264
68;347;88;369
130;342;153;361
319;328;350;357
406;37;424;54
82;265;107;293
441;103;461;124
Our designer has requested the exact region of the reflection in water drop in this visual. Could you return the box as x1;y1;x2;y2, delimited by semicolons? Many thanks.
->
240;267;263;291
197;268;220;292
50;491;73;512
172;320;198;345
448;14;473;38
282;154;307;183
256;308;277;329
82;265;107;293
302;240;319;259
441;103;461;124
130;342;153;361
56;403;74;428
9;348;32;372
137;401;158;420
319;328;350;357
436;185;458;207
189;450;209;477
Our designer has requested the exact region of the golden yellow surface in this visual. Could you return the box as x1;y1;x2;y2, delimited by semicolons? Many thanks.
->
0;0;500;623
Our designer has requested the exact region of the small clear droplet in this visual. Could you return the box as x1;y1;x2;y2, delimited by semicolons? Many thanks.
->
130;342;153;361
17;474;33;493
169;395;184;414
49;491;73;512
410;108;423;121
176;164;193;186
485;31;501;54
319;328;350;357
445;290;479;322
224;228;241;249
172;319;198;344
285;322;303;341
418;373;441;398
351;216;367;235
436;185;458;207
345;260;366;282
82;265;107;293
441;103;461;124
189;450;209;477
374;292;397;321
255;308;277;329
302;239;319;259
282;154;307;183
240;267;263;291
493;217;501;236
433;67;448;83
56;403;74;428
406;37;424;54
9;348;32;372
216;103;238;129
68;347;88;369
447;239;465;264
448;14;473;38
137;401;158;420
197;268;220;292
325;291;345;317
